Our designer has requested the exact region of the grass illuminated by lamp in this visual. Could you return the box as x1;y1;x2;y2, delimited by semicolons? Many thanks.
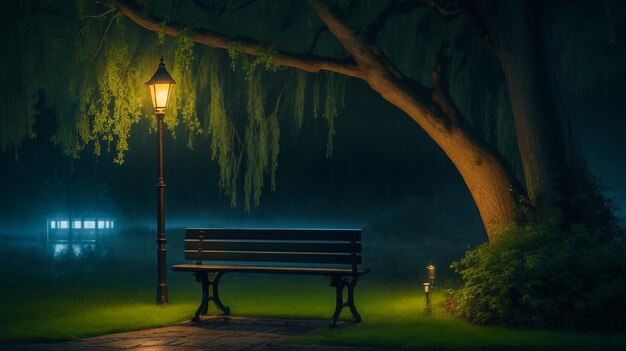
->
2;274;626;350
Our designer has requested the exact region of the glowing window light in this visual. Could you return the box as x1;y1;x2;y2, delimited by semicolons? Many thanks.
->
50;221;56;229
73;220;82;229
110;221;114;229
98;220;105;229
105;221;110;229
60;221;69;229
84;221;96;229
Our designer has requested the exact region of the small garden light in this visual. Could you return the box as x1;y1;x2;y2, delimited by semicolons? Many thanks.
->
423;282;431;306
421;265;435;308
427;264;436;285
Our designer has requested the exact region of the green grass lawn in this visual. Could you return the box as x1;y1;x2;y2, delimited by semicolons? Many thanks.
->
2;272;626;350
1;237;625;350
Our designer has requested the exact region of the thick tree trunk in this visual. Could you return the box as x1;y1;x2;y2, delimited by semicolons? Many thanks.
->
370;77;522;239
492;1;565;210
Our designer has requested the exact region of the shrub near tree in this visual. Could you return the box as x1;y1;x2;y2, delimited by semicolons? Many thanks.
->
453;191;626;331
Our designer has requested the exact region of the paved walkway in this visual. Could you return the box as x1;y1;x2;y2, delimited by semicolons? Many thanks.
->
1;316;396;351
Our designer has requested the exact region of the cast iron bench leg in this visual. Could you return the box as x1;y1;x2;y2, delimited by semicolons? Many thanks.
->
193;272;209;322
330;276;361;328
347;277;361;323
192;272;230;322
209;272;230;315
330;275;346;328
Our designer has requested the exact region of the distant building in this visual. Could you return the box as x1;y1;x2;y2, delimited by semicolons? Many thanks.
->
46;218;116;242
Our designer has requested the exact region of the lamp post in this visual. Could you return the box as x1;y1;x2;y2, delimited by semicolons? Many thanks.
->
145;57;176;305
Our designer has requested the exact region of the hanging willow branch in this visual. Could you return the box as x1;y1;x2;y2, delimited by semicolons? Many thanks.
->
116;0;364;79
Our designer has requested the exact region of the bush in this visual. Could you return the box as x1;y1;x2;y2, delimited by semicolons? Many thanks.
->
451;216;626;331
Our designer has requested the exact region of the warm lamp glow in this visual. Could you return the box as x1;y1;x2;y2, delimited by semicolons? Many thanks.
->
145;57;176;112
149;83;173;111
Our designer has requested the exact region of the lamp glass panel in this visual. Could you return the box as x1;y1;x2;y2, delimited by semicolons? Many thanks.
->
149;85;157;108
154;83;171;109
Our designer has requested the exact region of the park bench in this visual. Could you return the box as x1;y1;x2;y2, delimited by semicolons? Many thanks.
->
172;228;369;328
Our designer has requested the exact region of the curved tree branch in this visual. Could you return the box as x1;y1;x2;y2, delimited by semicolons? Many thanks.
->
117;0;363;79
307;0;523;238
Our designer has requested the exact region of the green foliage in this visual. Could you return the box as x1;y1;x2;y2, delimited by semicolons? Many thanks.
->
323;73;337;158
157;21;167;44
321;72;346;158
227;41;241;71
451;215;626;331
169;28;202;148
206;55;240;207
91;37;144;163
3;0;342;211
312;76;320;119
243;67;280;212
241;45;281;81
293;71;307;129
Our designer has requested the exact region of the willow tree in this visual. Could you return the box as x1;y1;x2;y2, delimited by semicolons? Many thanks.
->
1;0;620;242
115;0;619;241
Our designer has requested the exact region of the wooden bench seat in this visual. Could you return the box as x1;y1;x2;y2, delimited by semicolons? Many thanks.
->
172;228;369;328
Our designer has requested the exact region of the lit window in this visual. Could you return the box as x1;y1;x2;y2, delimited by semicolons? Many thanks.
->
98;221;105;229
84;221;96;229
105;221;110;229
60;221;69;229
110;221;114;229
50;221;56;229
73;220;82;229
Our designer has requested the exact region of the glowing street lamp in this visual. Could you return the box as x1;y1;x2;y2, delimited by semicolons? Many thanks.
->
146;57;175;305
146;57;176;112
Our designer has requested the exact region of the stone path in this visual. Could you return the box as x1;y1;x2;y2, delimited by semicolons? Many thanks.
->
1;316;397;351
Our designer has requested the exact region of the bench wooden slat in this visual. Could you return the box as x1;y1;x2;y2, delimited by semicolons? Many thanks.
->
184;241;361;253
184;250;361;264
172;264;370;276
186;228;361;241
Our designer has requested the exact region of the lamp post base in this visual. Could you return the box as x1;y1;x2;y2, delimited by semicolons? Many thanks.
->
157;284;168;305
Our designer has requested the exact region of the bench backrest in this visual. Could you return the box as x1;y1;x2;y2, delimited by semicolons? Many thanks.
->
184;228;362;272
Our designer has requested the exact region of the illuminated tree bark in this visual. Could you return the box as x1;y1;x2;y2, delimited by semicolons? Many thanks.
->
455;0;566;210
